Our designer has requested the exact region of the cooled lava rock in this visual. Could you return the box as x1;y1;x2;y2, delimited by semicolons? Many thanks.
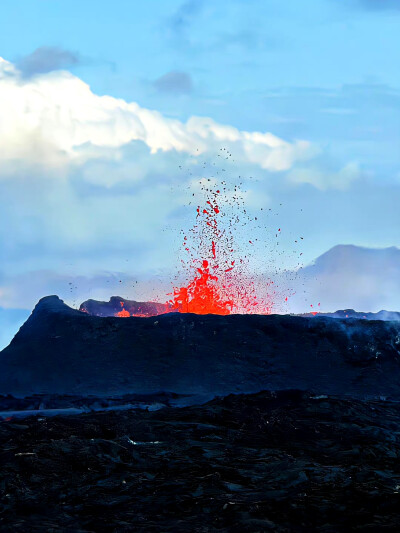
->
1;295;400;399
2;296;400;531
301;309;400;321
80;296;167;317
1;390;400;532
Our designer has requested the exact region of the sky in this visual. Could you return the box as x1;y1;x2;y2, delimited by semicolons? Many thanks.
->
0;0;400;344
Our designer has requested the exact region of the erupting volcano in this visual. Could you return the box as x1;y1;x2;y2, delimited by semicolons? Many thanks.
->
98;169;306;320
167;181;275;315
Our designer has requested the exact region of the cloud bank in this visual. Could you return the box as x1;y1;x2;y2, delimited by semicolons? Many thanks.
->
0;56;314;177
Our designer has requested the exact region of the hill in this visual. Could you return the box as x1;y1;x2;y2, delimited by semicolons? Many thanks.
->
1;295;400;399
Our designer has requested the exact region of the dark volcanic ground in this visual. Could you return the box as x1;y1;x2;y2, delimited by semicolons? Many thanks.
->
1;390;400;532
2;296;400;531
2;296;400;400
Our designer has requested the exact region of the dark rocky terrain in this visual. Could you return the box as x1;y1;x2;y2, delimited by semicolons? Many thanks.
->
2;295;400;531
2;296;400;400
0;392;190;421
80;297;400;322
301;309;400;321
1;389;400;532
80;296;168;317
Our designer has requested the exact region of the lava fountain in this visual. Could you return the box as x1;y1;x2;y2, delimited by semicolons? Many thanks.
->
167;181;274;315
102;165;307;319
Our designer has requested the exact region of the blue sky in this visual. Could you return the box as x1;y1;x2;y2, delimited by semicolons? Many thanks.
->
0;0;400;336
2;1;400;99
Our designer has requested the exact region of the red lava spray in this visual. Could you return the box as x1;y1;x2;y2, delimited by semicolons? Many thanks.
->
167;181;274;315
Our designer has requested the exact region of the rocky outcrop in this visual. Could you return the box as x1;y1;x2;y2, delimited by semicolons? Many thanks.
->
79;296;168;317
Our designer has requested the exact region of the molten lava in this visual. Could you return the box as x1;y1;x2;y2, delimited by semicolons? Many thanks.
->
168;183;273;315
170;259;234;315
114;300;168;318
116;302;131;317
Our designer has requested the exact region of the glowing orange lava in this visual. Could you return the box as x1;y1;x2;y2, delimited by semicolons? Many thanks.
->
168;184;273;315
114;301;168;318
170;259;234;315
116;302;131;317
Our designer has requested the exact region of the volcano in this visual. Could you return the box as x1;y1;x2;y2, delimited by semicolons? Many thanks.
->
2;295;400;400
3;296;400;531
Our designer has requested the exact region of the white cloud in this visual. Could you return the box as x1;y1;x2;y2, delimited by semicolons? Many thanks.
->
0;56;313;180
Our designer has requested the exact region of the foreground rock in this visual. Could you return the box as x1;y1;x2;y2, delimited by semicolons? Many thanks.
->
1;390;400;532
2;296;400;398
0;391;190;419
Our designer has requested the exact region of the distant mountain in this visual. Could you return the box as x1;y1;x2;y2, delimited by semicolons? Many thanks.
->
2;295;400;399
291;244;400;313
